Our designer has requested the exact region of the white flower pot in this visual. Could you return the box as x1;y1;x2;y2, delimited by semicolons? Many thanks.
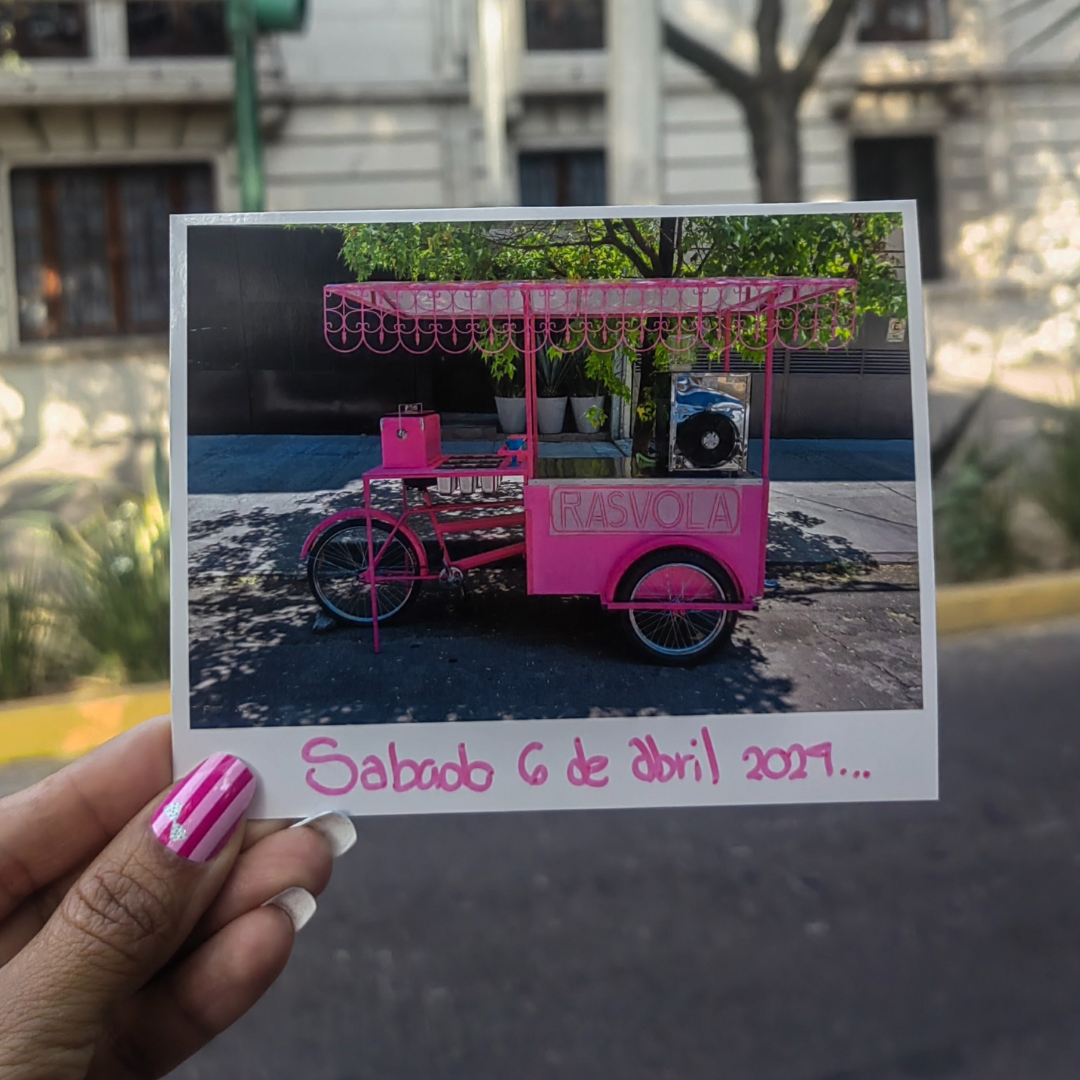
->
570;395;605;434
537;396;568;434
495;396;527;434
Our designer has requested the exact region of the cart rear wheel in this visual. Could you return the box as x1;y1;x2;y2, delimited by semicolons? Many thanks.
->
616;548;737;665
307;518;421;626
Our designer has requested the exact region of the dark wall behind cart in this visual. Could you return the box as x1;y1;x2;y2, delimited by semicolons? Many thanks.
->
186;225;494;436
186;224;913;440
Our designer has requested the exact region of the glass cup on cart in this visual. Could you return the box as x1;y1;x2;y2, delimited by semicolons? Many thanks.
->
479;475;498;494
436;476;455;496
458;476;475;495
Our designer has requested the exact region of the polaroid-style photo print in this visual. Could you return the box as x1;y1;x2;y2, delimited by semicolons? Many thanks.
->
171;203;938;818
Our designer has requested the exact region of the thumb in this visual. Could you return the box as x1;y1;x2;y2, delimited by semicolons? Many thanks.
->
0;753;256;1079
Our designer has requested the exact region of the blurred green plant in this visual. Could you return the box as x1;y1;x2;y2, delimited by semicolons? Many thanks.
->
934;444;1019;583
0;572;48;700
55;490;170;685
0;565;88;701
1036;407;1080;552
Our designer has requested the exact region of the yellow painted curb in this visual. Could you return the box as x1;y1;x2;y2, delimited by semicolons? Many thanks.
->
937;570;1080;636
1;571;1077;766
0;683;170;765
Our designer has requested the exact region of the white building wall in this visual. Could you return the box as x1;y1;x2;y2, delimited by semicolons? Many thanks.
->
1;0;1079;415
260;0;477;211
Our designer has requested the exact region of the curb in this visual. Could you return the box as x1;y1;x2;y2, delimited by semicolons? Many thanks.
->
1;572;1078;768
0;682;170;766
937;570;1080;636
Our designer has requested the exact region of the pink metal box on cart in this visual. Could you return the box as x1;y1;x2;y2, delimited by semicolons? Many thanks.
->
379;407;441;469
301;275;856;664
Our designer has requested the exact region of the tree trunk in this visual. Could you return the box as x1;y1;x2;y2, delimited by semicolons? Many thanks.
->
745;87;803;203
631;218;679;462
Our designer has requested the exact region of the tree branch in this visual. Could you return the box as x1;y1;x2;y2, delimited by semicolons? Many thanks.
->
662;19;755;104
619;219;660;269
792;0;860;96
755;0;782;79
603;222;654;277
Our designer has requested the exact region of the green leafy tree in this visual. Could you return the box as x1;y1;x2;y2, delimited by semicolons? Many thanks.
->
339;213;905;451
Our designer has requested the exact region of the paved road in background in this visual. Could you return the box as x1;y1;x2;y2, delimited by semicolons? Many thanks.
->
174;618;1080;1080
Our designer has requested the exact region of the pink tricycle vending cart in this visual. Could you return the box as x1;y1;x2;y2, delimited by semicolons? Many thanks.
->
303;276;855;665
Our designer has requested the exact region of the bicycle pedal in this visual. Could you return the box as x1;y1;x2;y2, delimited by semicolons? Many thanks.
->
437;566;465;588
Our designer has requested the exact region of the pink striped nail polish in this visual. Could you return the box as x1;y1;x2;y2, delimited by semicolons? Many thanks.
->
151;753;256;863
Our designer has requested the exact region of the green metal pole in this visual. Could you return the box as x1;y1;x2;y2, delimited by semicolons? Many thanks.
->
228;0;264;212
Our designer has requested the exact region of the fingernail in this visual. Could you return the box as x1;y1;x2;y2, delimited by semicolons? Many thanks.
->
151;753;256;863
263;887;317;932
290;811;356;858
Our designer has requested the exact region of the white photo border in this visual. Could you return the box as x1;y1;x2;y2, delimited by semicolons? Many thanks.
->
170;201;938;818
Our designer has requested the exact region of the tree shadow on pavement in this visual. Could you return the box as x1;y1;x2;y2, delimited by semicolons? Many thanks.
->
187;560;796;728
768;510;873;567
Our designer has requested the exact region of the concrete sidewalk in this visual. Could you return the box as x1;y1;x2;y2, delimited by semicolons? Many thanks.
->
188;435;916;494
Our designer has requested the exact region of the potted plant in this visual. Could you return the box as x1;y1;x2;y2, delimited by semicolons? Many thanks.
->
568;348;608;435
536;346;571;434
486;333;526;434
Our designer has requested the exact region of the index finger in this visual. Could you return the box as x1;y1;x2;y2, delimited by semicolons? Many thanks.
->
0;715;172;923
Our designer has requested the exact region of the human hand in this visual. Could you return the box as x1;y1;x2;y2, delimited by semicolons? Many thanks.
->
0;716;355;1079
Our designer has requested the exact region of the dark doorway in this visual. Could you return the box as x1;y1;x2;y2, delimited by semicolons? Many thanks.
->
853;136;943;280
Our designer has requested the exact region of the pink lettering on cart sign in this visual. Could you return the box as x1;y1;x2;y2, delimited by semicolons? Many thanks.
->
302;737;360;797
550;487;739;535
567;737;609;788
606;490;630;527
518;742;549;786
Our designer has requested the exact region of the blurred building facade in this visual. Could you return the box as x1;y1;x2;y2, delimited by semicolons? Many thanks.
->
0;0;1076;472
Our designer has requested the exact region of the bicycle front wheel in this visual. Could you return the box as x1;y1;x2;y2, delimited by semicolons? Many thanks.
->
307;518;421;626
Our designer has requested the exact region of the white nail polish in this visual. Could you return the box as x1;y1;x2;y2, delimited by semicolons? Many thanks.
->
290;810;357;858
263;887;317;932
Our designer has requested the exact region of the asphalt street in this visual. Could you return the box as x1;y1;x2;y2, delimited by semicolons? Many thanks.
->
172;617;1080;1080
188;563;923;724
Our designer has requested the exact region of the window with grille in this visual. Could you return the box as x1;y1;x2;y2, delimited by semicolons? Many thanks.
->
11;164;214;341
0;2;88;58
525;0;604;51
520;150;606;206
856;0;950;42
126;1;227;57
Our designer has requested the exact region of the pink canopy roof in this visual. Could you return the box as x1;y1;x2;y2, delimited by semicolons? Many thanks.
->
323;277;857;356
